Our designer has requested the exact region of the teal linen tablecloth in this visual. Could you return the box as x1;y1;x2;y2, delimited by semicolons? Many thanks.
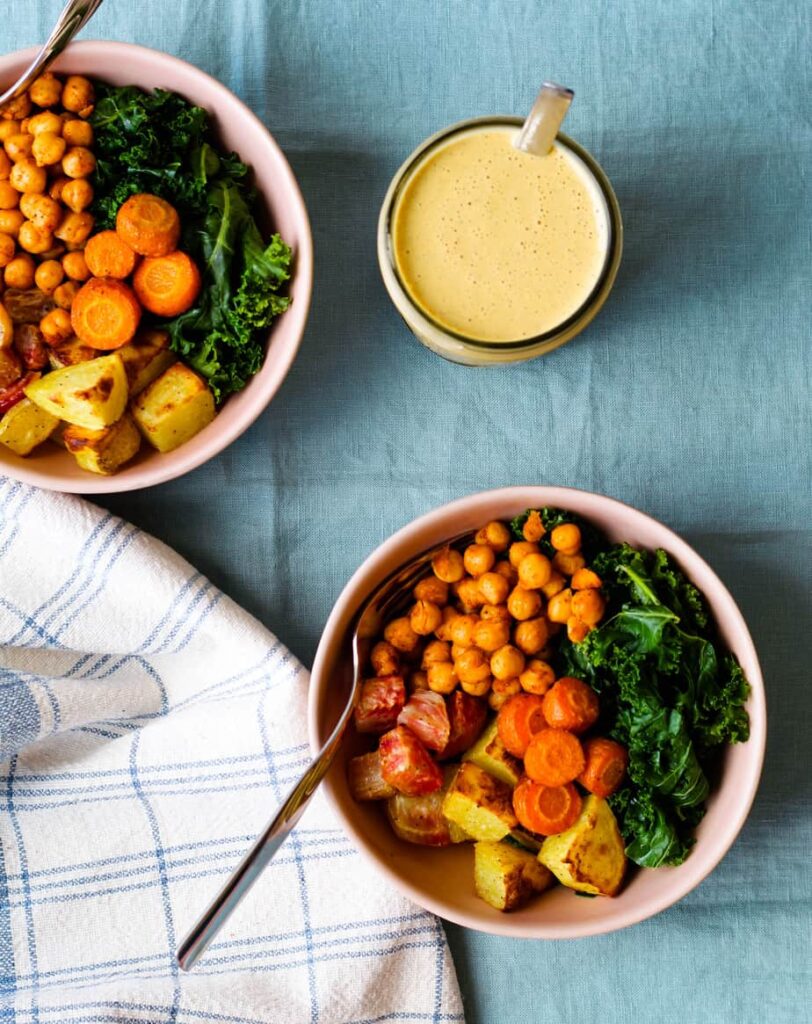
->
5;1;811;1021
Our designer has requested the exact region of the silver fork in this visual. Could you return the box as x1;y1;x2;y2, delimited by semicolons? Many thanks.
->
176;528;477;971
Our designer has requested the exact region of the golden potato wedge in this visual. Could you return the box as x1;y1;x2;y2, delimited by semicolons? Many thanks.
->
474;841;554;911
0;397;59;455
462;719;522;787
131;362;215;453
117;329;175;396
63;413;141;475
538;795;627;897
442;761;518;841
24;353;127;429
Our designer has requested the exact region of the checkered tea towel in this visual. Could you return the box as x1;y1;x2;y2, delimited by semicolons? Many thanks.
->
0;477;464;1024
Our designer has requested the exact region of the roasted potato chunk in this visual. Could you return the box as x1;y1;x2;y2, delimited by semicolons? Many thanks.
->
538;795;627;897
63;413;141;475
24;352;127;429
462;719;522;787
117;329;175;396
48;335;98;369
442;761;518;841
0;396;59;455
131;362;215;453
474;841;554;911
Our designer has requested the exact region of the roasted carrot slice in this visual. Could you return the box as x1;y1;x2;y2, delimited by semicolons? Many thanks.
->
542;677;600;734
116;193;180;257
496;693;546;758
83;230;137;279
524;728;585;787
133;250;201;317
578;737;629;798
512;778;582;836
71;278;141;350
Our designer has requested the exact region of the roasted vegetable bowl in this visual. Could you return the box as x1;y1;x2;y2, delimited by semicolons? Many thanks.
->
308;487;766;938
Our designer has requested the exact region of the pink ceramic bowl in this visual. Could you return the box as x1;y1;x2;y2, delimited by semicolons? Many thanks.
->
308;486;766;938
0;41;312;493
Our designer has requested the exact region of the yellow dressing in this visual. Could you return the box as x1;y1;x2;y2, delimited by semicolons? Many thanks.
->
391;125;610;343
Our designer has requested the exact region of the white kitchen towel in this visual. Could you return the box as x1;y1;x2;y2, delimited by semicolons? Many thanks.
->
0;477;464;1024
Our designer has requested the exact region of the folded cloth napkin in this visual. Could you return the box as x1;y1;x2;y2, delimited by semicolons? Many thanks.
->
0;478;464;1024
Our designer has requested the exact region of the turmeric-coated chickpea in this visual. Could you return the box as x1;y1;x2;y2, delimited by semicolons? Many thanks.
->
476;520;512;552
0;233;15;268
490;644;526;681
450;642;469;661
410;599;443;636
509;540;540;568
488;676;521;710
62;146;96;179
40;308;73;345
20;194;62;232
0;151;10;181
571;568;603;591
550;523;582;554
32;132;66;168
522;510;545;543
472;618;511;653
29;73;63;108
54;210;93;246
384;616;421;654
413;576;449;605
4;134;34;162
571;588;606;626
519;659;556;695
0;209;23;237
421;639;451;669
514;617;550;656
506;585;542;622
19;118;31;135
541;571;567;600
61;178;93;213
454;577;483;613
18;221;53;254
448;613;479;648
34;259;64;294
0;93;31;121
434;606;459;642
480;603;511;623
62;76;95;116
463;543;496;577
0;120;19;142
53;280;80;309
427;661;458;695
10;161;46;194
432;547;465;584
460;675;492;698
517;552;552;590
62;119;93;147
48;176;70;202
61;250;90;281
567;617;590;644
4;253;35;288
454;646;491;685
28;111;63;137
0;182;19;210
478;571;510;606
547;588;573;624
494;560;518;587
370;641;400;677
553;551;587;576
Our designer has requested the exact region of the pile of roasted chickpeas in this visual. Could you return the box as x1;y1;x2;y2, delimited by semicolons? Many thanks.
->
368;514;607;712
0;72;96;349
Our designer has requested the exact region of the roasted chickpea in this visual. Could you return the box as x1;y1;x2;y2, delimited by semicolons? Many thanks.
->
550;523;582;554
410;599;443;636
450;642;469;661
514;617;550;656
553;551;587;576
384;616;421;654
0;120;19;142
0;209;23;237
413;576;449;605
409;671;429;692
53;280;80;309
10;161;46;194
490;644;525;681
4;253;35;288
541;571;566;599
4;134;34;162
48;176;70;202
460;675;492;698
32;132;66;168
519;659;556;695
432;547;465;584
40;307;73;345
508;540;540;568
477;571;510;606
61;178;93;213
475;519;512;552
434;606;459;642
0;182;18;210
454;577;483;613
0;93;31;120
480;603;511;623
488;676;521;711
463;543;496;577
571;568;603;591
517;552;553;590
61;250;90;281
62;146;96;179
20;194;62;232
421;639;451;669
0;150;11;181
29;73;63;108
54;210;93;246
472;618;511;653
506;585;542;622
28;111;63;137
494;560;518;586
522;510;545;543
370;641;400;677
454;646;491;685
62;76;95;116
571;589;606;626
427;661;458;695
0;232;15;268
567;617;590;643
34;259;64;294
18;221;53;254
62;119;93;147
547;588;573;624
449;613;479;648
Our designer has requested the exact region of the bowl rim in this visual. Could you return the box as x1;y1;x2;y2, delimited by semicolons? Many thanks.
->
307;485;767;938
0;40;313;494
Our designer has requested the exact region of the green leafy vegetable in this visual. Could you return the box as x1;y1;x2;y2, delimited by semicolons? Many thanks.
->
91;84;291;401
